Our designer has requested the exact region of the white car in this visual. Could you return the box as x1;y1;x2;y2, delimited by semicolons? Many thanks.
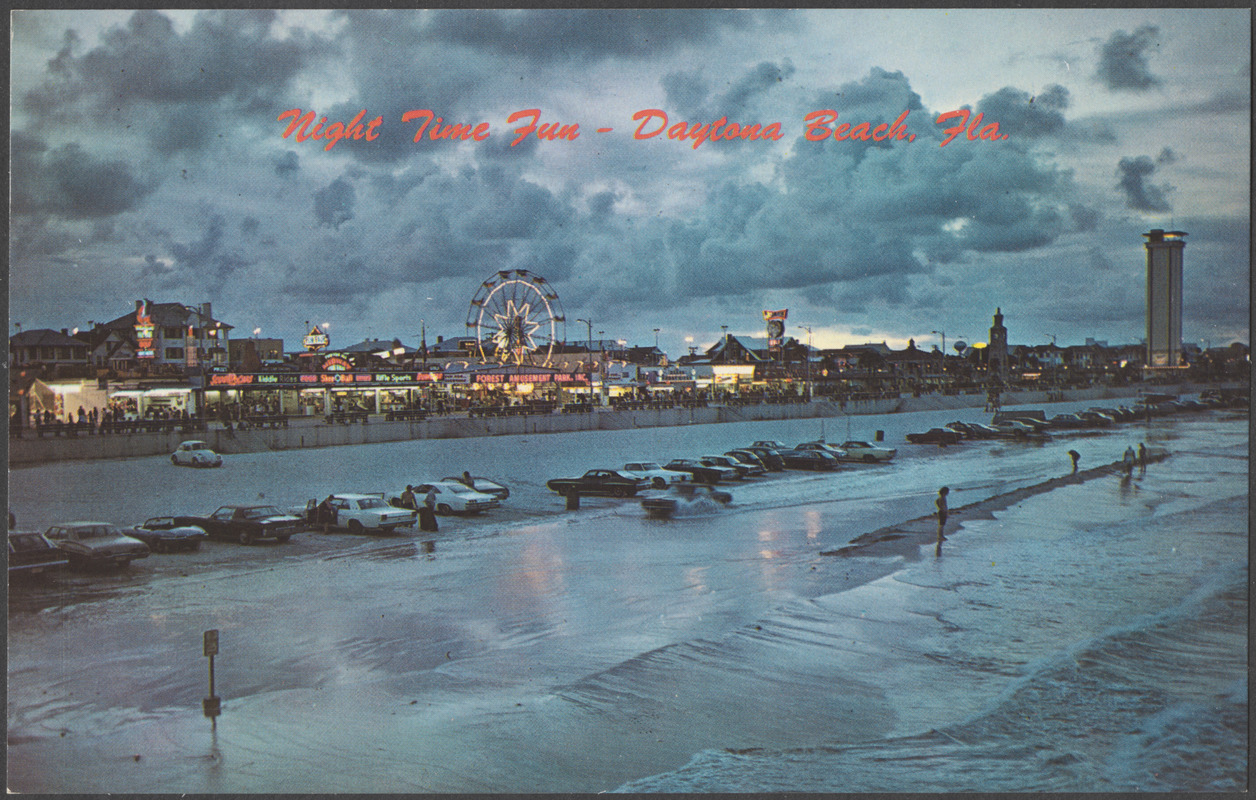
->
834;440;897;463
396;482;501;515
323;493;417;534
621;462;690;489
441;476;510;500
171;440;222;467
794;441;849;460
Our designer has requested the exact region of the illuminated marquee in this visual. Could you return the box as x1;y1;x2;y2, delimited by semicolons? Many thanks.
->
763;308;788;352
303;326;330;352
135;300;155;359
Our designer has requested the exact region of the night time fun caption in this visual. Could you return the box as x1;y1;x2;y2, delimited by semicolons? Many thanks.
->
277;107;1010;151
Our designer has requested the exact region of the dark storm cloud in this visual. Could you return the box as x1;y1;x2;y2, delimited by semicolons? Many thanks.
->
275;151;300;177
1116;155;1171;212
23;10;325;112
313;178;357;228
310;9;778;165
11;133;157;219
167;214;252;288
1155;147;1178;165
612;68;1084;312
975;85;1069;138
1094;26;1163;92
423;9;767;61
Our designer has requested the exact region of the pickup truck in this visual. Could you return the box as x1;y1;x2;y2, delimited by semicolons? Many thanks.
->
546;469;646;498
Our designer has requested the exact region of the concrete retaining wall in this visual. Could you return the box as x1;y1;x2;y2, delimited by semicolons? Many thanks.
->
8;382;1226;466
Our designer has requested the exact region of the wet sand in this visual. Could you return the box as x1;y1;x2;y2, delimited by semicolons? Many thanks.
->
821;452;1170;561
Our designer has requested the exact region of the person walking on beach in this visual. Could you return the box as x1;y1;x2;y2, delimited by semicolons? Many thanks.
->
1137;442;1148;475
1068;449;1080;474
1122;446;1136;478
935;487;950;539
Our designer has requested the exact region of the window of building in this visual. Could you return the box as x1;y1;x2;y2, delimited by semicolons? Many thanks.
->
165;347;183;360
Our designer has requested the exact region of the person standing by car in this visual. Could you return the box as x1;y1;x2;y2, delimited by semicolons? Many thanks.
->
399;485;417;510
419;489;439;533
317;495;336;532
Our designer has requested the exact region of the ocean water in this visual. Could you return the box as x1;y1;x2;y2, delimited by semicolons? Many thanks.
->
7;400;1248;793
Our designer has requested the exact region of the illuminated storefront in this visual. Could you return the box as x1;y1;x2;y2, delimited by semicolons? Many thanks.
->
200;365;591;415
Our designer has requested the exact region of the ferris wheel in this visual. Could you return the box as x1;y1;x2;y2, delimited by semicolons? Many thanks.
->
466;269;565;367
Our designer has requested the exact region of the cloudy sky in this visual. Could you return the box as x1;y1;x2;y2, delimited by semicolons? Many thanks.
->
10;8;1250;357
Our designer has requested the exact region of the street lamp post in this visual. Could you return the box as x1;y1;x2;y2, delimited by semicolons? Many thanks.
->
576;318;593;402
931;330;946;392
598;331;606;404
797;324;813;401
1045;334;1058;398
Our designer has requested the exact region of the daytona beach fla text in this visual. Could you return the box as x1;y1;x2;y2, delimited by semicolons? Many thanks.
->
277;107;1008;152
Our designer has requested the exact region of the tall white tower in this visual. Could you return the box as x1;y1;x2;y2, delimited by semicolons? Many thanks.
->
1144;229;1186;367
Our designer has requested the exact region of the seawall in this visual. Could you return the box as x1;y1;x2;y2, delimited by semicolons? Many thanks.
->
7;382;1224;466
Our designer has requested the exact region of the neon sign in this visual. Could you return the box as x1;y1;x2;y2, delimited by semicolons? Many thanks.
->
303;326;330;351
135;300;155;359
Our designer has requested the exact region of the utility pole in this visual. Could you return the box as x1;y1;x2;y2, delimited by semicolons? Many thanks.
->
577;318;593;402
797;324;813;401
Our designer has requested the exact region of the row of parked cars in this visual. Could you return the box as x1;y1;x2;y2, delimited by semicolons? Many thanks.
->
10;475;518;575
544;438;898;500
903;395;1235;447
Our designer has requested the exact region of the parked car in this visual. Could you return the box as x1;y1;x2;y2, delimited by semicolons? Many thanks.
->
642;483;733;519
701;454;763;478
777;449;841;470
546;470;646;498
311;494;418;532
834;440;897;462
441;475;511;500
43;522;150;568
726;448;781;472
8;530;68;576
663;458;734;484
126;517;207;552
990;420;1050;439
404;482;501;514
621;462;691;489
750;440;791;450
738;446;786;471
1076;411;1115;427
795;441;849;461
905;428;962;445
171;440;223;468
173;506;302;545
1047;413;1087;429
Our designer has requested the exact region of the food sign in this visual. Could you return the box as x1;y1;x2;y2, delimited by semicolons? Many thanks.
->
135;300;155;359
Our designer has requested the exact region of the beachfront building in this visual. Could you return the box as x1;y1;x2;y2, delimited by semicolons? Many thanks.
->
1144;229;1187;369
